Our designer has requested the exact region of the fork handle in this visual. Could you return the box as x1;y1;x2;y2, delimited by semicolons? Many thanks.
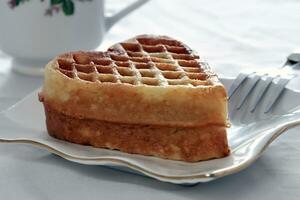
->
283;49;300;68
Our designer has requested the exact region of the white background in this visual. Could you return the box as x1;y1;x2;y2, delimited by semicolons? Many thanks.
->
1;0;300;199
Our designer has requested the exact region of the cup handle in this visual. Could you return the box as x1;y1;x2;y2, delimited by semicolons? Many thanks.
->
105;0;148;30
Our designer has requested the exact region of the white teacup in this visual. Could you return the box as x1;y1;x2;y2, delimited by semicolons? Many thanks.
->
0;0;148;75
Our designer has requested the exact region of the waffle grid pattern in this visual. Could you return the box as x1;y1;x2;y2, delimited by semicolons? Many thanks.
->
56;37;213;87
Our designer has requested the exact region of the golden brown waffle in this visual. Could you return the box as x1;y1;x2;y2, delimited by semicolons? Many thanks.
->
41;35;228;127
45;105;229;162
39;35;229;162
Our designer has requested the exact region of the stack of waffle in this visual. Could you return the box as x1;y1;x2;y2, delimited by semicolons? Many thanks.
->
39;35;229;162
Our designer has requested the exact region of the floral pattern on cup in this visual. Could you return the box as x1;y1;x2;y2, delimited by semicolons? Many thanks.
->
8;0;93;16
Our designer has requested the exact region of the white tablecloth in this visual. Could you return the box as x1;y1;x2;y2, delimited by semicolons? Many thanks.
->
1;0;300;199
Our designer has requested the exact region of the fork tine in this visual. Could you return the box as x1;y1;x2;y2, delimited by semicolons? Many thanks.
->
264;77;291;113
249;76;274;112
236;74;261;110
228;73;250;98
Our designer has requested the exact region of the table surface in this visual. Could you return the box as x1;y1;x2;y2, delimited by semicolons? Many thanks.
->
1;0;300;199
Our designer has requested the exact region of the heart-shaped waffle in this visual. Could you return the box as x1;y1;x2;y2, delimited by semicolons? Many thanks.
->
40;35;229;162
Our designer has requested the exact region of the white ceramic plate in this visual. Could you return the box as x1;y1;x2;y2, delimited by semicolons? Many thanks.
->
1;78;300;184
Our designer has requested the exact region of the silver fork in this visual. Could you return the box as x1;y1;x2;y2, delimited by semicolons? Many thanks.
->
228;50;300;115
